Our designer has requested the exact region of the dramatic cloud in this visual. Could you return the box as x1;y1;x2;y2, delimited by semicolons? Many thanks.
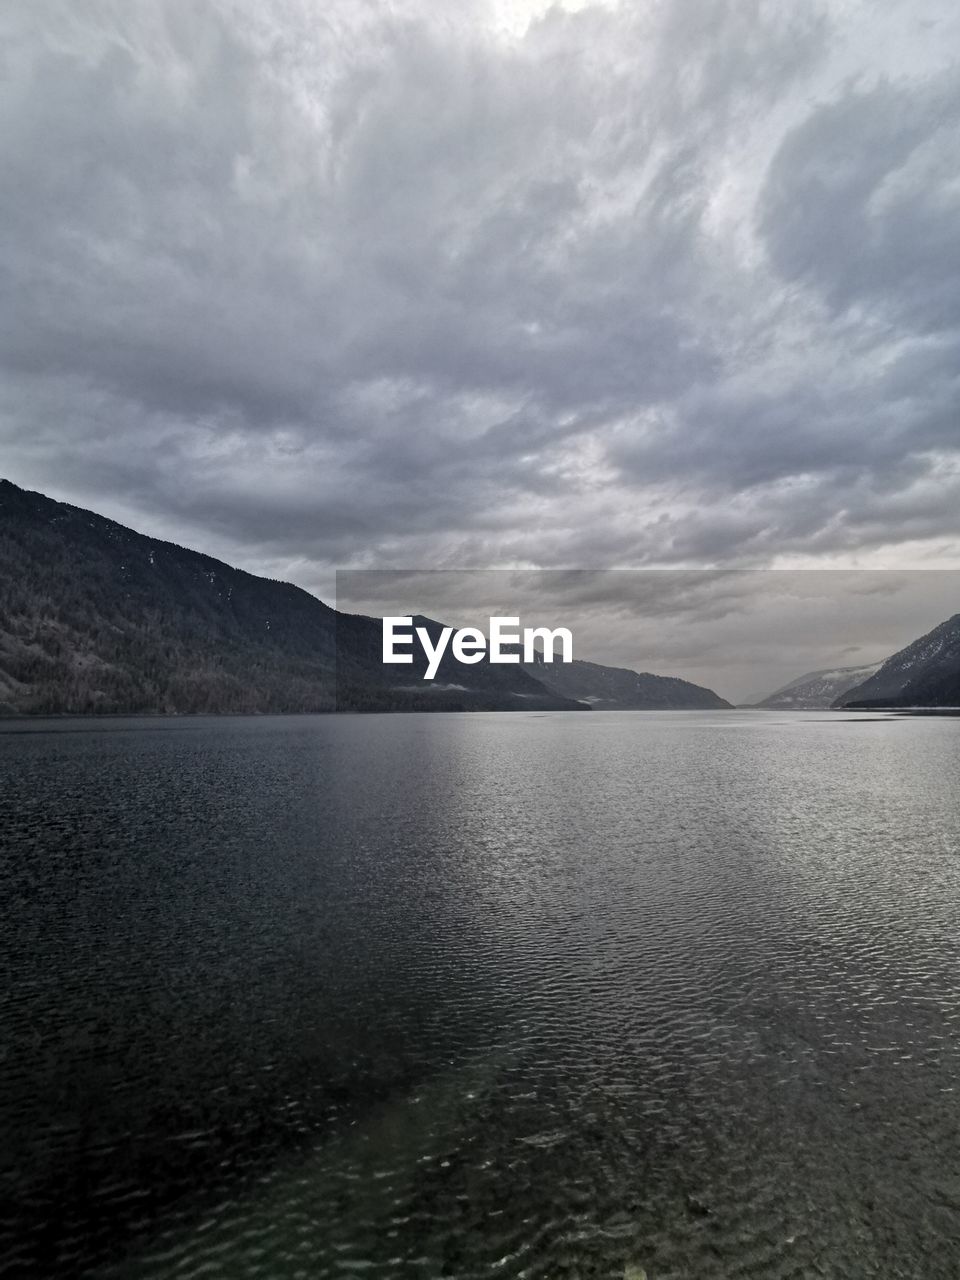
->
1;0;959;608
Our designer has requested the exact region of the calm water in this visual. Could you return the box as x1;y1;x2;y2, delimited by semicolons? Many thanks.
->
2;711;960;1278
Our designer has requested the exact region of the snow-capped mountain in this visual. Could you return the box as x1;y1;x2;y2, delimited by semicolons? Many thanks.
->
753;662;883;710
834;613;960;708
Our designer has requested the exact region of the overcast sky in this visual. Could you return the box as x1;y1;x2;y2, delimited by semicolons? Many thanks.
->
2;0;959;693
336;568;960;702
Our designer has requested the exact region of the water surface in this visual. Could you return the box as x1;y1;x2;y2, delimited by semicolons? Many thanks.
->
2;711;960;1277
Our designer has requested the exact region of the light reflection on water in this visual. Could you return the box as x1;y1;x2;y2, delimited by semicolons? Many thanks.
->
1;711;960;1278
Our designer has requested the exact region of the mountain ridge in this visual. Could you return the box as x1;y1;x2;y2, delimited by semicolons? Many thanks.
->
752;662;883;710
522;653;732;710
0;479;731;715
0;479;581;714
835;613;960;708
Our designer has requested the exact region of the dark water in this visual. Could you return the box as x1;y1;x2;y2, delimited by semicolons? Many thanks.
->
2;711;960;1278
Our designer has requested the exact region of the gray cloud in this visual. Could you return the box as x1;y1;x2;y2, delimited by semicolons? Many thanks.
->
759;71;960;331
1;0;959;617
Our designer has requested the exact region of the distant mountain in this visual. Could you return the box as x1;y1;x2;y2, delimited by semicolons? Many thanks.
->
335;612;584;713
835;613;960;708
753;662;882;710
0;480;581;715
522;653;731;709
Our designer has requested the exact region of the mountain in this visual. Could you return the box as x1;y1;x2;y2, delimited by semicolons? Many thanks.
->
0;480;582;715
522;653;731;709
752;662;883;710
334;612;585;713
835;613;960;708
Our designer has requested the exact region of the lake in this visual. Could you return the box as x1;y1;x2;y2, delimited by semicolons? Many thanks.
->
2;710;960;1278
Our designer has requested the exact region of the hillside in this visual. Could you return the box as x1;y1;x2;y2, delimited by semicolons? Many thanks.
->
523;653;731;710
0;480;581;715
835;613;960;708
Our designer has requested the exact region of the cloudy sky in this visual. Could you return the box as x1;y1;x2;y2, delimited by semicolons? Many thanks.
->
2;0;959;680
335;568;960;702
